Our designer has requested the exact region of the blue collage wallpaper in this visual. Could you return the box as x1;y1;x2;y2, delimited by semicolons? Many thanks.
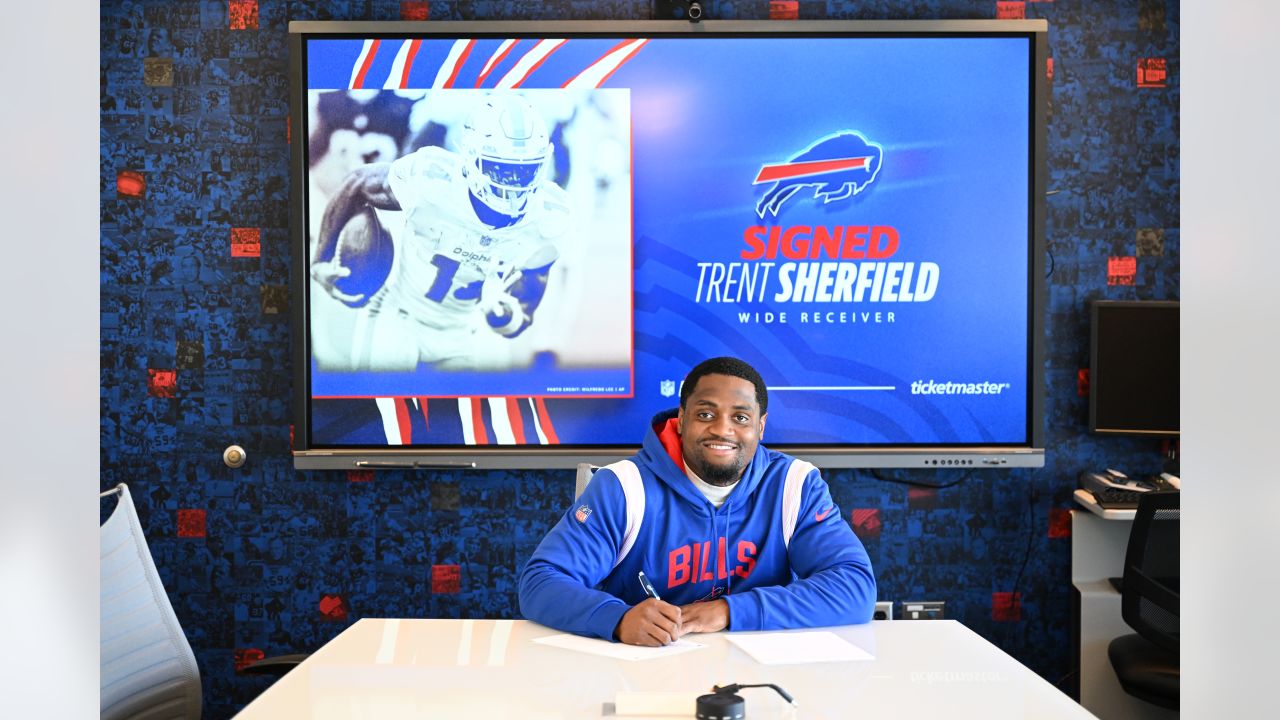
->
99;1;1179;717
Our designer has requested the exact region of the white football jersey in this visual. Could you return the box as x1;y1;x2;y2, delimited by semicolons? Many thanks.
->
383;146;568;330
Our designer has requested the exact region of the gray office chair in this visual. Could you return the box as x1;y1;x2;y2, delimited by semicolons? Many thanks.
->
100;483;202;720
574;462;598;499
1108;490;1179;710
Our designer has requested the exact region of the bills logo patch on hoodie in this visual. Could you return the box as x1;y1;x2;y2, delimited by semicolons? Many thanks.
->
575;505;592;523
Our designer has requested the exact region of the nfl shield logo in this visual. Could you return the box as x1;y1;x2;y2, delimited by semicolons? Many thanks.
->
659;380;676;398
575;505;592;523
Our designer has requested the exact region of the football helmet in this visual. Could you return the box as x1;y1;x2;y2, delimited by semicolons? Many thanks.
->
458;93;553;218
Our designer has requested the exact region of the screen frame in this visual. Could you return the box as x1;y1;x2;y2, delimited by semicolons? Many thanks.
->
289;19;1049;470
1088;299;1180;437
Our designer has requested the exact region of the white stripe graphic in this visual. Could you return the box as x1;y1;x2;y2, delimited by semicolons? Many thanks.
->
384;40;413;89
478;39;517;81
349;39;376;89
488;398;516;445
564;39;648;89
458;397;477;445
433;39;472;88
527;398;549;444
375;398;403;445
605;460;645;568
495;39;566;88
782;459;814;547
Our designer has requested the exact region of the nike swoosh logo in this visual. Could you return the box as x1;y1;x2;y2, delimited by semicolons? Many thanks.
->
815;506;835;522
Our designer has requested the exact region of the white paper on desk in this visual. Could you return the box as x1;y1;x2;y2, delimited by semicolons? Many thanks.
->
726;631;874;665
532;633;704;661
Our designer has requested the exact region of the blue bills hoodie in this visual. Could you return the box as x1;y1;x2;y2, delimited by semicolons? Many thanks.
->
519;409;877;640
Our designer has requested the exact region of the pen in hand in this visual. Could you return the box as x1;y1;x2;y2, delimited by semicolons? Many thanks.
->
620;570;681;646
637;570;661;601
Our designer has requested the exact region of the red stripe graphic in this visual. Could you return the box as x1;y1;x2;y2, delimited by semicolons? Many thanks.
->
353;39;381;89
507;40;567;88
398;39;422;89
418;397;430;430
442;39;474;88
753;156;872;184
470;398;490;445
534;398;559;444
562;39;648;89
395;397;412;444
592;40;647;88
505;398;527;444
476;40;517;87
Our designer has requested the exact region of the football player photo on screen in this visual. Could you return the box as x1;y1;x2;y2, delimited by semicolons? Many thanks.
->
306;89;632;398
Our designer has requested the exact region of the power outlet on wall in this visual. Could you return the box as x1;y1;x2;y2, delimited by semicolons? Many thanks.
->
873;601;893;621
902;601;945;620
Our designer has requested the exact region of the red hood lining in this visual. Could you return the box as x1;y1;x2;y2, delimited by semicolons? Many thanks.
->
657;417;684;469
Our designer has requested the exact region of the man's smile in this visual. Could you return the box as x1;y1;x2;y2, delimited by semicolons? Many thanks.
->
701;439;739;455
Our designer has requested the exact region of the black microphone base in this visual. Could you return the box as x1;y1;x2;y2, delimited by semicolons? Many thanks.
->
696;692;746;720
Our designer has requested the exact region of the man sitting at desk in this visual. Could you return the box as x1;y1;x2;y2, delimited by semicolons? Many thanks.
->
519;357;876;646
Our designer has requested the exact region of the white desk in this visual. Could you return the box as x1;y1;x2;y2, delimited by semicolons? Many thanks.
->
235;619;1092;719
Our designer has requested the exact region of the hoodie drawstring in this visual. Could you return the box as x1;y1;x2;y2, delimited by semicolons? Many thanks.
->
725;499;733;596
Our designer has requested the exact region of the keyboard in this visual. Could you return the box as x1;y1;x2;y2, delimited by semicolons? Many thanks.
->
1090;488;1144;509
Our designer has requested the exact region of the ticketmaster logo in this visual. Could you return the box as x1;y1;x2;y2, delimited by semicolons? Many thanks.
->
911;380;1012;395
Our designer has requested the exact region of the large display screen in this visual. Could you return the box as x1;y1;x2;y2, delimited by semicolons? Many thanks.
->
290;20;1047;469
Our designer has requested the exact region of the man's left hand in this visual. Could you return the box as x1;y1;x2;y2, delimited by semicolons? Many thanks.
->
679;599;729;634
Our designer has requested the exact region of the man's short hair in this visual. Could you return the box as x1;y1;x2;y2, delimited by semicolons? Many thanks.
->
679;357;768;414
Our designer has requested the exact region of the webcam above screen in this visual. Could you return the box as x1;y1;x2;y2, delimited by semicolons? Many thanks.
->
289;20;1048;470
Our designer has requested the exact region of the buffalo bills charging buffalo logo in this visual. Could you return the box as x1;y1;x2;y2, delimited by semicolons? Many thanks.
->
753;131;884;218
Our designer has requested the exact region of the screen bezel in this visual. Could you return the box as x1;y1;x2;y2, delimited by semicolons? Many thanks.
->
289;19;1048;470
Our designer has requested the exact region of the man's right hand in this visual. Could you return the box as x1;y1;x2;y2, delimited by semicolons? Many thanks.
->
614;599;683;646
310;259;365;305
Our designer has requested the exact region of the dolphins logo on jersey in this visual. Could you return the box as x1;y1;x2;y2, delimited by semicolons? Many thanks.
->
753;131;884;218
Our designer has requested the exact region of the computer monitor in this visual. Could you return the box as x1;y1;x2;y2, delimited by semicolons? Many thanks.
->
1088;300;1179;436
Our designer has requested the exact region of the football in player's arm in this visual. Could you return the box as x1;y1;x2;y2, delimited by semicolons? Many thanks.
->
311;162;399;306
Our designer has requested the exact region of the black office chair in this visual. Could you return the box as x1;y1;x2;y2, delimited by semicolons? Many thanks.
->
1107;490;1179;710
